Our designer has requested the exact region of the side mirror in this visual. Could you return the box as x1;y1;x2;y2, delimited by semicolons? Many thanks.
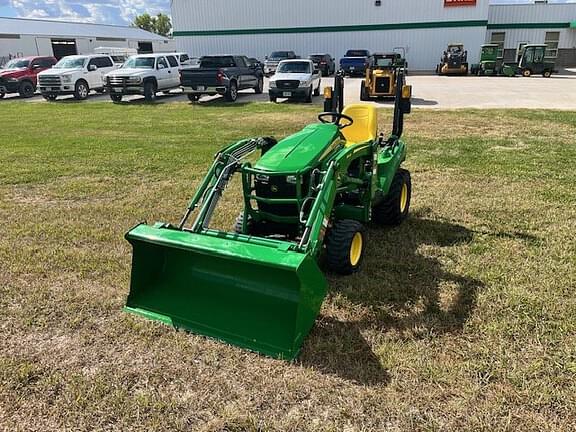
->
88;64;97;71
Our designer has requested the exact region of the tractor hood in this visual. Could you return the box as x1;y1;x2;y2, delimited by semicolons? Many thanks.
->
255;123;340;173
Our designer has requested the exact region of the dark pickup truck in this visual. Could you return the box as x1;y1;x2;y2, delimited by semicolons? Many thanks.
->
180;55;264;102
340;50;371;77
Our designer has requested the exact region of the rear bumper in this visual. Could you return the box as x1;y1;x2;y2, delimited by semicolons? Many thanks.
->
341;65;366;75
182;85;228;95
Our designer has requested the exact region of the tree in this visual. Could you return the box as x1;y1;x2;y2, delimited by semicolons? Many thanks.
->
132;13;172;37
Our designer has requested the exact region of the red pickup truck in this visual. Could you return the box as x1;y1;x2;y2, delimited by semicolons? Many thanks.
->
0;56;57;98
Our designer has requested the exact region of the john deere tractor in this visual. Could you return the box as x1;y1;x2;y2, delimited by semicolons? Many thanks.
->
470;44;500;76
124;70;413;360
360;52;406;100
437;43;469;76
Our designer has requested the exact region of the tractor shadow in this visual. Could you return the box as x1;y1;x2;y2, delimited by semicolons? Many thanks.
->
301;209;493;385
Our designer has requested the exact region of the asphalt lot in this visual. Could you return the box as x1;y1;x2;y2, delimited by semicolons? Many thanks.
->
2;72;576;109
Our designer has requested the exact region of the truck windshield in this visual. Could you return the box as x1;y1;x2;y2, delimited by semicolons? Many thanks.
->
374;57;393;67
54;57;86;69
4;59;30;69
269;52;291;60
277;62;310;74
200;56;235;68
123;57;155;69
346;50;368;57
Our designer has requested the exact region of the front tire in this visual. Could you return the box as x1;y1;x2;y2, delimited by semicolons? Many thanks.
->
254;77;263;94
373;168;412;226
360;81;369;101
543;71;552;78
225;81;238;102
110;94;122;103
0;91;5;99
269;94;277;103
313;81;321;97
19;81;35;98
144;80;157;102
187;94;200;102
74;80;89;100
326;219;366;275
305;86;313;103
522;69;531;78
43;94;57;101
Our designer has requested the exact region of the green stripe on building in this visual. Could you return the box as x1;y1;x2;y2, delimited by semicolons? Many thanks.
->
487;22;571;30
173;20;488;37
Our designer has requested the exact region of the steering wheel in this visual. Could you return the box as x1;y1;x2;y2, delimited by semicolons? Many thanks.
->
318;112;354;130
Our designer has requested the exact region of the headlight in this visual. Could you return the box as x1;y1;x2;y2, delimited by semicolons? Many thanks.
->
6;77;18;82
61;75;72;83
299;80;309;87
269;81;276;88
129;76;142;84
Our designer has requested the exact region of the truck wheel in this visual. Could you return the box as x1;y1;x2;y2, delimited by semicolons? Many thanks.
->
254;77;264;94
305;86;313;103
74;80;89;100
225;81;238;102
326;219;366;275
372;168;411;226
360;81;369;101
313;81;321;97
0;91;5;99
543;71;552;78
522;69;531;78
43;94;57;101
269;94;277;103
110;94;122;103
144;81;157;102
19;81;35;98
187;94;199;102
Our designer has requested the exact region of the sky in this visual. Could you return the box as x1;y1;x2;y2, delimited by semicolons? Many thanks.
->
0;0;574;27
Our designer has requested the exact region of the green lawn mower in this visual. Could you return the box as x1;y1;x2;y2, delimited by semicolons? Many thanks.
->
124;70;413;360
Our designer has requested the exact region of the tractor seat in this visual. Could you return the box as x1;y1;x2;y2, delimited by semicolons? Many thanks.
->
341;104;378;146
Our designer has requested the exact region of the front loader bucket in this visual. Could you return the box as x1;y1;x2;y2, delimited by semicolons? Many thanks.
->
124;224;327;360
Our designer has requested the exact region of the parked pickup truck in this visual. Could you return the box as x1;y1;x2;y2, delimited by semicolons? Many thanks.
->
340;50;371;77
269;59;321;103
105;53;181;102
38;54;116;100
264;51;298;76
180;55;264;102
0;56;56;98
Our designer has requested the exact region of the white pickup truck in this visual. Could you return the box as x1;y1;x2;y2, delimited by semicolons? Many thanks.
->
268;59;321;103
104;53;181;102
37;54;116;100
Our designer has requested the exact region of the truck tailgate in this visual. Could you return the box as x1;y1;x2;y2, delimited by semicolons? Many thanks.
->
181;68;222;87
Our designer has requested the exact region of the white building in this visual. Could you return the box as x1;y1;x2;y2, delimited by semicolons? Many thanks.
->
171;0;576;71
0;17;176;64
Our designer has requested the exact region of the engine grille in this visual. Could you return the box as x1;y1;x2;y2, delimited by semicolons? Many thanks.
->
375;77;390;93
38;75;61;86
108;76;141;86
275;80;299;90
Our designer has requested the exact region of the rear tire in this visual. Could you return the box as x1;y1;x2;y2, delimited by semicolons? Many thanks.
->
543;71;551;78
19;81;35;98
43;94;57;101
110;94;122;103
74;80;89;100
187;94;200;102
360;81;369;101
269;94;277;103
326;219;366;275
144;81;157;102
225;81;238;102
373;168;412;226
0;91;5;99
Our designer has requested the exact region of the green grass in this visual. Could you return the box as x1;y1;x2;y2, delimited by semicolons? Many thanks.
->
1;101;575;431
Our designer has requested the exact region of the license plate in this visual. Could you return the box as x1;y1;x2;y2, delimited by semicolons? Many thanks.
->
350;67;355;70
196;86;206;91
283;92;292;97
113;88;122;93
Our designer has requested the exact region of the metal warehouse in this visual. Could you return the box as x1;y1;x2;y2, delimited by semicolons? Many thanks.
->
0;17;176;64
172;0;576;71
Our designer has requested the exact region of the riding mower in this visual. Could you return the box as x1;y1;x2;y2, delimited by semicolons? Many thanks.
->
360;52;405;101
124;70;413;360
470;44;500;76
436;43;469;76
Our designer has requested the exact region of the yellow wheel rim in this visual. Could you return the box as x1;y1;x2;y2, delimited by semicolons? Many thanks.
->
400;183;408;213
350;232;363;266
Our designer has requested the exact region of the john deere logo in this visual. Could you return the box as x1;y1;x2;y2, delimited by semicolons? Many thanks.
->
271;185;279;193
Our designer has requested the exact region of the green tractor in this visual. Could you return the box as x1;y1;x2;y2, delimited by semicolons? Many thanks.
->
470;44;500;76
124;70;413;360
510;44;556;78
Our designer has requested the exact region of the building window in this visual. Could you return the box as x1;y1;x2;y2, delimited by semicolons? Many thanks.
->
490;32;505;59
544;31;560;59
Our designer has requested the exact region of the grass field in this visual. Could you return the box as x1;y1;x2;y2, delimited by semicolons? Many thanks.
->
1;101;575;431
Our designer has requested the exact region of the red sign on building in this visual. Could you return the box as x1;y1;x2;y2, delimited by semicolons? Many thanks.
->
444;0;477;6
